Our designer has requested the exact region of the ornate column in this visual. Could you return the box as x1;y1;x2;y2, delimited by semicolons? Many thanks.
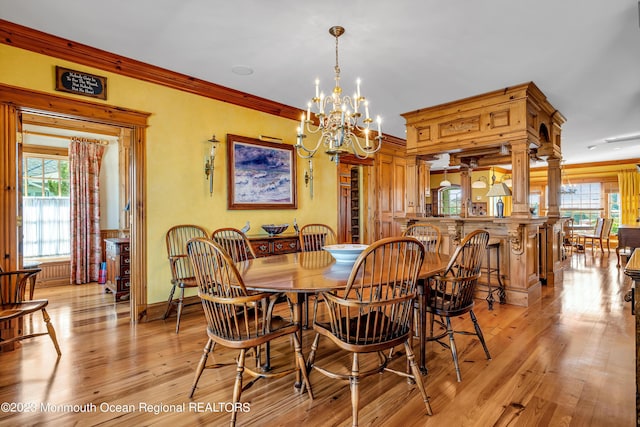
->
510;139;531;217
460;166;471;217
546;156;561;219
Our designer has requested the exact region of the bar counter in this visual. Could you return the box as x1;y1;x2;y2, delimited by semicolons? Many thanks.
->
397;214;566;307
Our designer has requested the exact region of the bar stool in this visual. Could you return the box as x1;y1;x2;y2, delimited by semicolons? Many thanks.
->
485;239;505;310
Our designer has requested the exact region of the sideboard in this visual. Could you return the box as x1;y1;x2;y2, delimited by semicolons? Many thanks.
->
246;232;300;257
104;237;130;301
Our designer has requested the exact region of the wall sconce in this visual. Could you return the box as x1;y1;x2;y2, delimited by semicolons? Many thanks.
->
502;174;513;187
471;176;488;188
204;134;220;196
304;159;314;199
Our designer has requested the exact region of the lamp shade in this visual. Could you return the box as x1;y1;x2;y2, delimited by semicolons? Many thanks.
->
472;176;488;188
440;170;451;187
486;182;512;197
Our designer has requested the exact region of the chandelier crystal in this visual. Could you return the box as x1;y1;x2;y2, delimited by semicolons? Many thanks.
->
295;26;382;164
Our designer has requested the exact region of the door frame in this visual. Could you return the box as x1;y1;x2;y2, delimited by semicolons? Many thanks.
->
0;83;150;322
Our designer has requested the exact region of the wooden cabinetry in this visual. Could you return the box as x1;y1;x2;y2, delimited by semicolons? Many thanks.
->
350;167;360;243
338;164;351;243
104;238;130;301
376;150;406;239
247;233;299;257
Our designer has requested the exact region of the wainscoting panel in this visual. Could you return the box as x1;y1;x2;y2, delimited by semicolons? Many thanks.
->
35;260;71;287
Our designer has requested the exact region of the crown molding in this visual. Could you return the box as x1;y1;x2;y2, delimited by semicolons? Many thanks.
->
0;19;406;147
0;19;301;120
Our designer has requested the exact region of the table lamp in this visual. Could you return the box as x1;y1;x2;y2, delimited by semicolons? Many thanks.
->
486;182;512;218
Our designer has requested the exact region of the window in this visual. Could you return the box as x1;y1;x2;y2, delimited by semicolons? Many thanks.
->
608;192;620;234
529;191;541;215
22;155;70;258
560;182;603;228
438;186;462;216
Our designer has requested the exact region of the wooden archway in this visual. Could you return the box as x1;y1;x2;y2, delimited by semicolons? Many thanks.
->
0;83;150;322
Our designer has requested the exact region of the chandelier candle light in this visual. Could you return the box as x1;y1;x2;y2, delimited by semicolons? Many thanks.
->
296;26;383;164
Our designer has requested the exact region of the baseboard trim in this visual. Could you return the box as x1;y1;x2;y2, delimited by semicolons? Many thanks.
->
143;295;202;322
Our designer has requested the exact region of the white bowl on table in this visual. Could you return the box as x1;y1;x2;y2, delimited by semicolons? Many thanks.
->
322;244;369;264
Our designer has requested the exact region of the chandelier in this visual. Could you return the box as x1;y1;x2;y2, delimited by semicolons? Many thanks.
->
295;26;382;164
560;162;577;194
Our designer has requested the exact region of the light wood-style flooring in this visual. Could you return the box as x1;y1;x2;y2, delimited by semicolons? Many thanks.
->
0;252;635;426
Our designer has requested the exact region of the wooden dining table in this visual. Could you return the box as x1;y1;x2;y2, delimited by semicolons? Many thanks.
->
235;249;448;375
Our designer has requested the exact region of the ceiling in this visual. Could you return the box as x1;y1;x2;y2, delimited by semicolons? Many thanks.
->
2;0;639;169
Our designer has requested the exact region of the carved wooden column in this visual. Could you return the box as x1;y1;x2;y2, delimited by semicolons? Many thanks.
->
510;139;531;217
546;156;561;218
460;167;471;217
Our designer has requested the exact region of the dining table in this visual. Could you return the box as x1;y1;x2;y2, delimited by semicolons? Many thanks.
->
235;249;448;377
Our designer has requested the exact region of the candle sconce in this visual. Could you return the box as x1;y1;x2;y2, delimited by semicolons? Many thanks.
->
204;134;220;196
304;159;314;199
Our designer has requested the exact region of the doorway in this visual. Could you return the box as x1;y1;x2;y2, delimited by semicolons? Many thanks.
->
21;113;127;291
0;84;149;322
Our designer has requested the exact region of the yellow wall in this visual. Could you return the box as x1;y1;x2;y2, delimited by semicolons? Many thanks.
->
0;44;339;303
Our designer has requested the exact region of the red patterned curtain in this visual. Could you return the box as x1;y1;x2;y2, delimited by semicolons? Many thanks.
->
69;139;105;284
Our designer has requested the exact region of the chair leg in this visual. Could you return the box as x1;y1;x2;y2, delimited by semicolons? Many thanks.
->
231;349;246;426
292;332;313;400
42;308;61;356
306;333;320;369
189;338;215;398
404;341;432;416
163;283;177;319
470;310;491;360
350;353;360;427
303;293;309;329
174;287;186;334
445;317;462;382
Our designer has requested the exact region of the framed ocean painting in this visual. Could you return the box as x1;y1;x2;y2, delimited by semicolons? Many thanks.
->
226;134;297;209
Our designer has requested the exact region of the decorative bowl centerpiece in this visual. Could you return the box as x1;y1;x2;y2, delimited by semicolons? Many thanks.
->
261;224;289;236
322;244;369;264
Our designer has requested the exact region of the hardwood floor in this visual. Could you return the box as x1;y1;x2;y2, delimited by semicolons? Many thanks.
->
0;252;634;426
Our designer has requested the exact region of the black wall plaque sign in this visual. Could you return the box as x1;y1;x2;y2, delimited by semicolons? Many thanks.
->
55;66;107;100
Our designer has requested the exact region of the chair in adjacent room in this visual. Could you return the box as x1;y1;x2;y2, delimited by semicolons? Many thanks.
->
403;223;442;253
562;217;577;256
581;217;613;254
164;224;208;333
426;229;491;382
186;238;313;426
0;269;61;356
211;227;256;262
298;223;337;252
307;237;432;426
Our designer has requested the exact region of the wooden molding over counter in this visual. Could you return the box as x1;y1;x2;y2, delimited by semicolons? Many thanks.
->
401;82;565;160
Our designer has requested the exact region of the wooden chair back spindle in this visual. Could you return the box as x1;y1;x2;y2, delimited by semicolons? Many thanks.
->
403;223;442;253
299;224;337;252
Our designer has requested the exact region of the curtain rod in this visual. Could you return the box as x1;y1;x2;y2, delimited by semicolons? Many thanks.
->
23;130;110;146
